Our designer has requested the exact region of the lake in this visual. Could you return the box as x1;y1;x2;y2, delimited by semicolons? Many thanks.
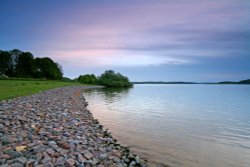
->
83;84;250;167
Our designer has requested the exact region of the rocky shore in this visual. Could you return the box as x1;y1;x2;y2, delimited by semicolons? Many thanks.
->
0;86;147;167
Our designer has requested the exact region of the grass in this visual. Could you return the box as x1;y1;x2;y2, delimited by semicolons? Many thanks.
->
0;79;82;101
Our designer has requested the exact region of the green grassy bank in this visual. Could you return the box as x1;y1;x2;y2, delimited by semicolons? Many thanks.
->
0;79;82;101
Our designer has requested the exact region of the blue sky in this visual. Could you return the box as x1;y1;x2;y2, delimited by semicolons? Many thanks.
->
0;0;249;82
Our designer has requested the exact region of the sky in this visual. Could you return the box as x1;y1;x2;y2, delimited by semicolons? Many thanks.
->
0;0;249;82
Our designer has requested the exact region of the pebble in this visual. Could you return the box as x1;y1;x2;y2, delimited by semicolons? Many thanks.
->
0;86;147;167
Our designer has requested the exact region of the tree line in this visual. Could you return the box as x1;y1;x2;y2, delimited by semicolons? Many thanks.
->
77;70;133;87
0;49;63;80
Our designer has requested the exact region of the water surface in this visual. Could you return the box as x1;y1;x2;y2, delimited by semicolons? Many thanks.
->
84;84;250;167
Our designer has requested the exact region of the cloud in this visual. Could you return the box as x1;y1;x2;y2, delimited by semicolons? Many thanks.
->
5;0;248;70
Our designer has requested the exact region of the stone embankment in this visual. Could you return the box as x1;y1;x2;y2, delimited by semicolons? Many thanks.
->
0;86;147;167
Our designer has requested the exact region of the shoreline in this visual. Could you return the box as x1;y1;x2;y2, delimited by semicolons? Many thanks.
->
0;86;147;167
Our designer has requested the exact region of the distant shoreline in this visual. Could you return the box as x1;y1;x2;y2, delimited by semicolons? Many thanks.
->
132;79;250;85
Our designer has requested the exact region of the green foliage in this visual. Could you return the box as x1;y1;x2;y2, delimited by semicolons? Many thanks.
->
97;70;133;87
0;49;63;80
16;52;35;78
0;50;12;75
78;74;97;84
61;77;72;82
34;57;63;80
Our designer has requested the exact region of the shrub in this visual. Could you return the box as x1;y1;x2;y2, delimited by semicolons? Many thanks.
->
97;70;133;87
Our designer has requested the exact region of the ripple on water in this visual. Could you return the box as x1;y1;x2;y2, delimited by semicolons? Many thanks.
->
84;84;250;167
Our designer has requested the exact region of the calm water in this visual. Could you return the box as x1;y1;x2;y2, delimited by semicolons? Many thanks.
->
83;84;250;167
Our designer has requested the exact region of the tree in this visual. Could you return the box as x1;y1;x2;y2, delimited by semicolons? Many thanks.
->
97;70;133;87
34;57;63;80
16;52;35;77
0;50;11;75
9;49;23;77
78;74;97;84
0;49;63;80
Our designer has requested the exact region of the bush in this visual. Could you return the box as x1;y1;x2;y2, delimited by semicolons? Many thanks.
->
78;74;97;84
97;70;133;87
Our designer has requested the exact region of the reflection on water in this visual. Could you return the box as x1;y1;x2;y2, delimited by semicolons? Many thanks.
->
83;84;250;167
85;87;130;102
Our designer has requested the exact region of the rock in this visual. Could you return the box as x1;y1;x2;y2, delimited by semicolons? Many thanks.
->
17;116;27;122
1;154;11;159
41;155;51;164
28;133;33;140
20;131;28;138
0;86;148;167
7;151;22;158
0;124;4;129
84;151;93;160
46;148;54;155
97;165;105;167
77;163;85;167
113;156;121;163
10;163;23;167
31;145;46;153
36;153;43;161
55;157;65;166
129;161;136;167
48;141;57;146
25;159;36;167
77;153;86;163
4;120;10;126
65;158;75;167
14;157;27;164
99;153;108;160
58;142;70;149
0;165;8;167
112;150;122;158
